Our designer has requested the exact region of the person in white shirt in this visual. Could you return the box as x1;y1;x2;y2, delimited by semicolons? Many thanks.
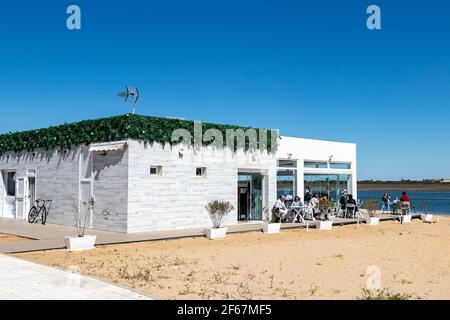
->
310;194;319;212
275;196;288;222
291;196;304;223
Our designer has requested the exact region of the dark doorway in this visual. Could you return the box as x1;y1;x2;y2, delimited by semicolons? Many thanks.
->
238;173;263;221
238;182;250;221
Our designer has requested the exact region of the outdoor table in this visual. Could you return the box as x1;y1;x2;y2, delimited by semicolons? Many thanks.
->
289;205;306;224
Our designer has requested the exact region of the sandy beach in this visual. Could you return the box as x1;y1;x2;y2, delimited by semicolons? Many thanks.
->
0;233;27;244
14;216;450;300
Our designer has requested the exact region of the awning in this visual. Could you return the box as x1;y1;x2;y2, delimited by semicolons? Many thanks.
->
89;141;128;152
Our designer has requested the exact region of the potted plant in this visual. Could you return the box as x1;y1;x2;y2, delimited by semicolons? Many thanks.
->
314;198;333;230
420;201;433;222
262;207;281;234
365;199;380;225
205;200;234;240
396;201;412;224
64;196;98;251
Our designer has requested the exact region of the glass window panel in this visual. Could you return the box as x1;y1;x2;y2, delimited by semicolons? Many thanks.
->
278;160;297;168
330;163;351;169
304;174;352;203
6;172;16;196
304;162;328;169
277;169;297;198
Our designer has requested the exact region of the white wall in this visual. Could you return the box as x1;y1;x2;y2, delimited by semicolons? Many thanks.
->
91;148;129;233
126;140;277;233
0;134;357;233
0;146;129;233
277;136;358;197
0;148;81;226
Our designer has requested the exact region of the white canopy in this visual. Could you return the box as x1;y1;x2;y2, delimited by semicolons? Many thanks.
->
89;141;128;152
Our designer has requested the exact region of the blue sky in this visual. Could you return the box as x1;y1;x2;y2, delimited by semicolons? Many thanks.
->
1;1;449;180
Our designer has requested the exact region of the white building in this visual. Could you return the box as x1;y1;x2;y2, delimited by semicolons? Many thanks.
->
0;114;357;233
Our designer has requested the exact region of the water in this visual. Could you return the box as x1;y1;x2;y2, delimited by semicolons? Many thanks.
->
358;190;450;215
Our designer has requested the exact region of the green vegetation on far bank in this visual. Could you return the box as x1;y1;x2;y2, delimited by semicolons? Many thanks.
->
358;180;450;191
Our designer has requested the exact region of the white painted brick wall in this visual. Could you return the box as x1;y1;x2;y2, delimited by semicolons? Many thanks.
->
0;146;129;233
127;140;277;233
0;148;81;227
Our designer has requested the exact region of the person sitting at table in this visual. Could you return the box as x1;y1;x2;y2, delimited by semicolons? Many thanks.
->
399;191;411;214
400;191;410;203
327;191;333;202
292;196;303;208
382;193;391;211
346;194;359;213
304;187;312;204
290;196;303;223
310;193;320;214
275;196;288;222
339;191;349;210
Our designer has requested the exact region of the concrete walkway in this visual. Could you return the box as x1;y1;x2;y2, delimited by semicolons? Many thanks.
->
0;254;151;300
0;214;421;254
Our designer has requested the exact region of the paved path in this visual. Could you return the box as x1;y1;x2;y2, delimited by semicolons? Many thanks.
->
0;215;421;254
0;254;151;300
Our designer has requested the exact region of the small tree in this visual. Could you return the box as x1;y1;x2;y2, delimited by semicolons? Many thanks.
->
71;196;110;237
263;207;276;223
365;199;379;217
318;198;332;213
206;200;234;229
318;198;333;221
71;196;95;237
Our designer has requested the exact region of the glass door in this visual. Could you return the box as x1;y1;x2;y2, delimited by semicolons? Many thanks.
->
238;173;263;221
250;174;263;221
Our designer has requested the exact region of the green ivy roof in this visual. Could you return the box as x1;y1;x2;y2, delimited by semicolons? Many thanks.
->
0;114;277;154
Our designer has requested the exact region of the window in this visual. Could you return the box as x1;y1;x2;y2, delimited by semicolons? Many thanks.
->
196;167;207;177
277;169;297;198
330;163;351;169
150;166;162;176
304;161;328;169
3;172;16;196
277;160;297;168
304;174;352;202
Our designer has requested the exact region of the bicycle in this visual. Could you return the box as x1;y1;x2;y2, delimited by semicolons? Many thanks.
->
28;199;52;225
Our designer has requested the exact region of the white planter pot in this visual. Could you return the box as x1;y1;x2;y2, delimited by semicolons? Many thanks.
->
365;217;380;225
400;215;412;224
262;223;281;234
205;227;227;240
421;214;433;222
64;235;97;252
315;220;333;230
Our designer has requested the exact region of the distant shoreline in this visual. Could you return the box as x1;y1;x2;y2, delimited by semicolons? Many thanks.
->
358;183;450;191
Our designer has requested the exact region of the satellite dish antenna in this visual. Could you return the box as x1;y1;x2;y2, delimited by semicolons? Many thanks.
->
117;85;139;114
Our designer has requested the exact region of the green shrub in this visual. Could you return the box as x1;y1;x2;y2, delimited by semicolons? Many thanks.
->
0;113;278;155
358;288;420;300
206;200;234;228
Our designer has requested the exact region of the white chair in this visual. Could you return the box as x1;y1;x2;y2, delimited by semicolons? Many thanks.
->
290;205;306;224
344;203;356;218
381;201;391;213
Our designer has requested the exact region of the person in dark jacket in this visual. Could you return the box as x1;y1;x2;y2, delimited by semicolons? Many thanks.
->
339;191;349;210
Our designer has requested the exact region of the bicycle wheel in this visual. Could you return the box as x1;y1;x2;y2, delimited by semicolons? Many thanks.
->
28;206;38;223
41;207;48;225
